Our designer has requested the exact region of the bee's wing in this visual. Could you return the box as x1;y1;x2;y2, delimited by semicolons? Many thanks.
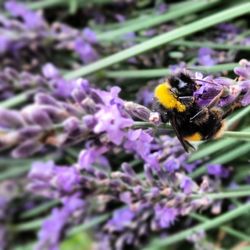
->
169;117;195;153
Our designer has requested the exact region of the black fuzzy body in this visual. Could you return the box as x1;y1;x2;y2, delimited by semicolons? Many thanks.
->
153;72;225;151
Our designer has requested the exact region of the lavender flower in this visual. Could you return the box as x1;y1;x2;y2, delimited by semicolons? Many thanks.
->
5;1;46;30
28;129;222;250
35;195;85;250
2;55;250;250
207;164;230;178
198;47;218;66
193;62;250;107
0;2;99;70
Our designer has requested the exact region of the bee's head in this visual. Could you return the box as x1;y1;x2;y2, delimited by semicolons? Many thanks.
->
168;73;197;97
154;74;194;113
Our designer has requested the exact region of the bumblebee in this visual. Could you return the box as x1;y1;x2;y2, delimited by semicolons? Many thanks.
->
153;72;241;152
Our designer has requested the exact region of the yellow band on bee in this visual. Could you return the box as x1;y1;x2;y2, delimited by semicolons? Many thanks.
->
184;132;202;141
154;83;186;112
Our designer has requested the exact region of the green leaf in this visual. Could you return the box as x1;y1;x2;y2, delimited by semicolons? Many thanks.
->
64;2;250;79
0;164;31;181
60;232;92;250
20;200;60;219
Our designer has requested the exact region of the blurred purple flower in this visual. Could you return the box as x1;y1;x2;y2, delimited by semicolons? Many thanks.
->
0;37;10;54
207;164;229;178
198;48;217;66
136;87;154;106
154;204;178;229
156;3;168;14
78;146;109;170
106;207;135;232
29;161;81;197
164;156;181;173
42;63;60;79
124;129;153;159
5;1;45;29
217;23;240;41
35;195;85;250
180;176;196;194
74;37;99;64
82;28;97;43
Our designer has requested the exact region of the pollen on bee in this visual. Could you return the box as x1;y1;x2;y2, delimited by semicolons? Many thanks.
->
154;83;186;112
184;132;202;141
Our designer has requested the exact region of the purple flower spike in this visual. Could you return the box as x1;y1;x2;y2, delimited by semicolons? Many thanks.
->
164;156;180;173
29;161;55;181
42;63;60;79
0;108;25;128
154;204;178;229
94;105;133;145
78;146;108;170
106;207;135;232
11;140;43;158
234;59;250;80
74;37;99;64
35;208;68;250
5;1;45;29
198;47;217;66
82;28;97;43
180;176;196;194
124;129;153;159
207;164;229;178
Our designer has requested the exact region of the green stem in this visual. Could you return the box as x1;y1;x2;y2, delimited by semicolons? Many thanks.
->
0;90;34;109
20;200;60;219
13;213;108;233
226;185;250;191
143;203;250;249
96;0;218;41
227;105;250;127
172;40;250;51
223;131;250;140
64;2;250;79
67;214;109;237
12;218;45;232
191;190;250;200
106;63;237;79
190;213;250;242
26;0;65;9
0;165;31;181
25;0;112;10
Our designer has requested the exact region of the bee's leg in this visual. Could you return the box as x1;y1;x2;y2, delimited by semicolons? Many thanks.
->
207;87;227;108
190;108;208;123
152;100;169;123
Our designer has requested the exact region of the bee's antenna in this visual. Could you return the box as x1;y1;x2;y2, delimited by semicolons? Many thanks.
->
191;78;218;85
